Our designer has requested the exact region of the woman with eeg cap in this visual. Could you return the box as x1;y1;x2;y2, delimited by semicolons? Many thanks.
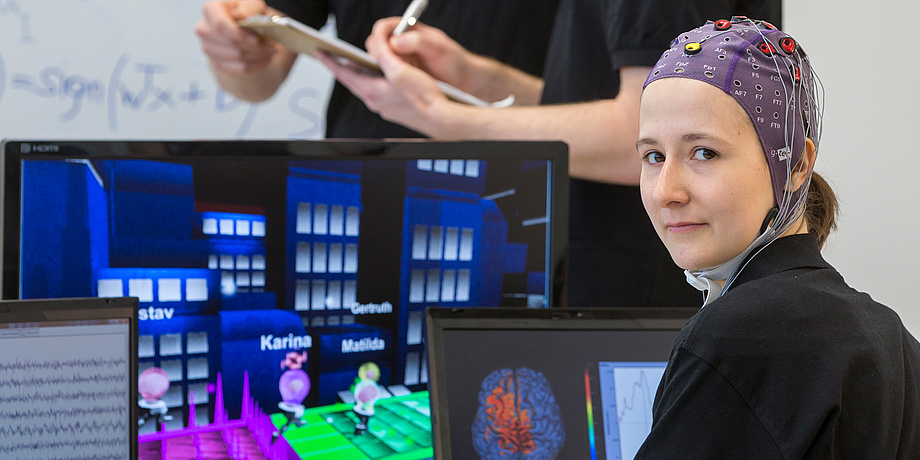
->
633;18;920;457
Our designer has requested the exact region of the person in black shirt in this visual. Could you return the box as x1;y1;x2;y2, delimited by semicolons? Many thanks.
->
317;0;780;307
194;0;559;139
634;18;920;456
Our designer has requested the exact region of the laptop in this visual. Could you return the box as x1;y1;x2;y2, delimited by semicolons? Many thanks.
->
0;297;139;460
426;307;697;460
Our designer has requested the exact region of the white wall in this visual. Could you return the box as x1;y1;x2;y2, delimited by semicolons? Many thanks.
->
785;1;920;335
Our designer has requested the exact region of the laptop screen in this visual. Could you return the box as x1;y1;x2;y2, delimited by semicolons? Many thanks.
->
0;297;138;460
426;307;695;460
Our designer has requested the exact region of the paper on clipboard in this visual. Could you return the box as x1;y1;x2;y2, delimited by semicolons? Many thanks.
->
238;15;514;108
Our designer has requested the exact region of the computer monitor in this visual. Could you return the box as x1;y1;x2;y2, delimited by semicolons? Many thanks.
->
426;307;696;460
2;139;568;459
0;296;139;460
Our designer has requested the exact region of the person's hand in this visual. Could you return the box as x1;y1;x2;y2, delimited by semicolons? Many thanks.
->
195;0;279;74
316;43;450;133
365;17;474;89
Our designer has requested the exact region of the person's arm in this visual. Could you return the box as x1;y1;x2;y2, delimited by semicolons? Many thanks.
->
635;348;783;459
319;21;645;184
195;0;298;103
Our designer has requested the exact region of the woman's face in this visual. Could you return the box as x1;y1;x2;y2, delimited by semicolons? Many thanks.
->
637;78;775;271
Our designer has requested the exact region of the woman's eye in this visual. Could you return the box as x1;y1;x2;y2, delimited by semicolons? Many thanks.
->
644;151;665;164
692;148;717;160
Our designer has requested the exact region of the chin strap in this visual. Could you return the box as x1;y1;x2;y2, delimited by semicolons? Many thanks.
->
684;207;780;307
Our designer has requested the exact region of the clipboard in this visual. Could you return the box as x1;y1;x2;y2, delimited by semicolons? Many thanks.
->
238;15;513;108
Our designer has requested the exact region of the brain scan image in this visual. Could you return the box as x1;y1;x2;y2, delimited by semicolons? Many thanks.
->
471;367;565;459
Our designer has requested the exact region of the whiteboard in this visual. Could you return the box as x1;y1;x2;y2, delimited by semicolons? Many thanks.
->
0;0;334;141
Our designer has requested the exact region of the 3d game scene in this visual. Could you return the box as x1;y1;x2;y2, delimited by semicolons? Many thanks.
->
13;149;555;459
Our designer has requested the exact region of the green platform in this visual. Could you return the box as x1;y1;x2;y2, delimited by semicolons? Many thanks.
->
271;391;434;460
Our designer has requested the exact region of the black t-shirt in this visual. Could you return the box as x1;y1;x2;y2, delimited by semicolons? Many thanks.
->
268;0;560;138
636;234;920;458
542;0;781;307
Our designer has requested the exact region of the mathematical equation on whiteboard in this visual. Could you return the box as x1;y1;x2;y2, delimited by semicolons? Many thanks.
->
0;52;326;138
0;0;330;139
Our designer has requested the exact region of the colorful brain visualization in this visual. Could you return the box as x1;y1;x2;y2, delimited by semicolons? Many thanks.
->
472;368;565;459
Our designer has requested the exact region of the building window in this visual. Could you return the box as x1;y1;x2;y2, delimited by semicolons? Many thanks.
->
158;279;182;302
161;359;183;382
343;281;357;309
428;226;443;260
187;357;209;380
450;159;464;175
219;218;234;235
188;382;209;405
98;279;124;298
313;203;328;235
159;334;183;356
236;219;251;236
313;243;327;273
417;159;432;171
441;269;456;302
404;351;420;386
252;255;266;270
327;281;341;310
187;278;208;301
412;225;427;260
296;242;311;273
138;335;155;358
252;271;265;287
129;279;154;302
330;205;344;236
295;280;310;311
346;206;360;236
457;269;471;302
426;269;440;302
311;280;326;311
329;243;343;273
434;159;449;173
465;160;480;177
459;228;474;261
296;202;311;234
344;244;358;273
236;255;250;270
252;220;266;237
220;255;234;270
202;218;218;235
409;269;424;303
444;227;459;261
407;311;423;345
187;332;208;354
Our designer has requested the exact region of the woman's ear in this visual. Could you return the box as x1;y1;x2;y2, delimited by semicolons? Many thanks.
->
790;138;817;192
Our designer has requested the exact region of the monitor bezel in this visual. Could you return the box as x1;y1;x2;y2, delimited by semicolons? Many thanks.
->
425;306;697;460
1;139;569;306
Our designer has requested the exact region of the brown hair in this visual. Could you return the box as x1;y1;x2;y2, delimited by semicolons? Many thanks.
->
805;172;838;248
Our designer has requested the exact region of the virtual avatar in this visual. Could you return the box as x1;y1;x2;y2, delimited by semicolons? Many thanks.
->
275;351;310;438
138;367;174;429
352;362;382;435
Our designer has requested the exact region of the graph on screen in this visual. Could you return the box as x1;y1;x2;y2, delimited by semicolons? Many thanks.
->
595;361;666;460
0;323;131;459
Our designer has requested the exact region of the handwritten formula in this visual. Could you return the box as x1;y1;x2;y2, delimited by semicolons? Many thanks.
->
0;0;331;141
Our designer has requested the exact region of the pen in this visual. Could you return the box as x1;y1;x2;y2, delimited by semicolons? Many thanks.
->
392;0;429;35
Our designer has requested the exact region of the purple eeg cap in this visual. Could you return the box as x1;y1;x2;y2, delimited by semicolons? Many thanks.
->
644;17;817;206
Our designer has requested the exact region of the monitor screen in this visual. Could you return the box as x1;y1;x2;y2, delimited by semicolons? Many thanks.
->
0;297;138;460
425;307;695;460
2;139;568;459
